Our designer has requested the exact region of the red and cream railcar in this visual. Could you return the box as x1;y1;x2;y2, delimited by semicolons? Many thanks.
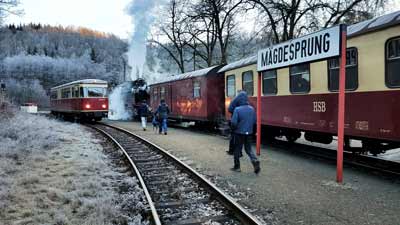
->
50;79;108;121
149;66;224;124
219;11;400;155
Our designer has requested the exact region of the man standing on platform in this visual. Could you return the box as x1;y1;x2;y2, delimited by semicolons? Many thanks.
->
227;90;247;155
230;93;260;174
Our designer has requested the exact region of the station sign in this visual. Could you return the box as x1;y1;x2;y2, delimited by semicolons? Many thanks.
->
257;26;341;71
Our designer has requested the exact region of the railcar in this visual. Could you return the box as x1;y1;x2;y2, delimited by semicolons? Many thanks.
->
219;11;400;155
149;66;225;125
50;79;108;121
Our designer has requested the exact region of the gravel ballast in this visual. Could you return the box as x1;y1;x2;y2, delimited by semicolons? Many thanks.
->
105;120;400;225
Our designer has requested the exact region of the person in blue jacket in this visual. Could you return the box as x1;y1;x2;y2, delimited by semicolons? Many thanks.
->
230;93;260;174
227;90;247;155
138;100;149;131
155;99;170;135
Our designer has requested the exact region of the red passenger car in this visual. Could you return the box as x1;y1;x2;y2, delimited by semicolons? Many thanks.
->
50;79;108;121
220;11;400;155
149;66;224;125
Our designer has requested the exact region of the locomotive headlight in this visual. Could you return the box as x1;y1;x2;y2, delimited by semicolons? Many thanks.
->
85;104;91;109
102;104;106;109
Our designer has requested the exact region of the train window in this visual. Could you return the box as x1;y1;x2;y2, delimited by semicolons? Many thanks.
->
61;88;71;98
386;37;400;88
85;87;107;97
242;71;254;96
328;48;358;91
153;87;158;101
50;91;57;100
262;70;277;95
193;81;201;98
226;75;235;97
73;87;79;97
160;86;166;100
290;63;310;93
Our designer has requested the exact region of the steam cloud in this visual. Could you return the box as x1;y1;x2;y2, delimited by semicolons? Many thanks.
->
108;82;133;120
127;0;158;80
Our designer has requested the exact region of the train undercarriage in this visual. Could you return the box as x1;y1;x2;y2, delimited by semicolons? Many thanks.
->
264;126;400;156
51;111;108;122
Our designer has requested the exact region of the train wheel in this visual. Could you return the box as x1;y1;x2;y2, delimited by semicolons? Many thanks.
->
285;134;298;143
363;140;384;156
284;130;301;143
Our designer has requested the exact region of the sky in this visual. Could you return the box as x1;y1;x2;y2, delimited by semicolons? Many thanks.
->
6;0;133;39
6;0;400;40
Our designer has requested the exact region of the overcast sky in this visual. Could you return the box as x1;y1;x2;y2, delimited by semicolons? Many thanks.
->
6;0;133;39
5;0;400;40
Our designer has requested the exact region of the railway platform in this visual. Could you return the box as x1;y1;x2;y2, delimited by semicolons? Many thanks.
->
103;120;400;225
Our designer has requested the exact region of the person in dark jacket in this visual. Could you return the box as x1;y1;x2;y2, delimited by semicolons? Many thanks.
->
155;99;170;135
138;100;149;131
227;90;247;155
230;93;260;174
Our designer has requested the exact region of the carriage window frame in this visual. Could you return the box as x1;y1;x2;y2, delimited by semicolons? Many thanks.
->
262;70;277;95
327;47;358;91
193;80;201;98
61;88;71;99
385;36;400;88
160;86;166;100
290;63;310;94
226;75;236;97
84;87;107;97
72;86;80;98
242;71;254;96
50;91;58;100
153;87;158;101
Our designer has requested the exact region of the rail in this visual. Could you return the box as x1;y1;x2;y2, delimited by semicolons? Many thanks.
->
90;122;264;225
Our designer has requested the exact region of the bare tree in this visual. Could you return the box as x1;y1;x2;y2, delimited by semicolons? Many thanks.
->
321;0;387;27
0;0;22;25
150;0;192;73
193;0;245;64
186;15;218;68
247;0;387;43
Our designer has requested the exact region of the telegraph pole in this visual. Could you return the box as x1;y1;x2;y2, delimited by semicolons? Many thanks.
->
0;81;6;103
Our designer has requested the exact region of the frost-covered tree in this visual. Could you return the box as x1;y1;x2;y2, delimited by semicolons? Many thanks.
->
4;79;49;107
0;24;130;105
0;0;21;25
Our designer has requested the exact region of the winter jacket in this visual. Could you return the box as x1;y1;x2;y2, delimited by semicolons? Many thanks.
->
156;103;170;120
230;93;256;135
228;91;248;114
138;103;149;117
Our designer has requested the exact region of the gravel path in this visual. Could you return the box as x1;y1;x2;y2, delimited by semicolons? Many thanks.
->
105;120;400;225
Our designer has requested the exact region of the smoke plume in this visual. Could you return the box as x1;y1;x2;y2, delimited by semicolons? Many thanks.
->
108;82;133;120
127;0;158;80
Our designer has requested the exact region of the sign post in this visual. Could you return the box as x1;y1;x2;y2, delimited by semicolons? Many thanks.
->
0;82;5;103
257;25;345;182
256;72;262;156
336;25;347;183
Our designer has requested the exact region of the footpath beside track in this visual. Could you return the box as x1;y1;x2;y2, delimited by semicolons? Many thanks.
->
166;122;400;179
88;123;264;225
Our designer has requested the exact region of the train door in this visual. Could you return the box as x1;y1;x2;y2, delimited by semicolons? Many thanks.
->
169;84;173;113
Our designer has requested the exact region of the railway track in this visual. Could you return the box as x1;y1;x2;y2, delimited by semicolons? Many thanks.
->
89;123;264;225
